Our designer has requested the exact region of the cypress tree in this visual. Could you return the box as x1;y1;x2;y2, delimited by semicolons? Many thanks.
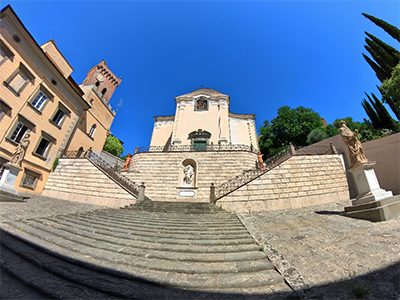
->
365;38;398;69
362;98;381;129
377;85;400;120
365;32;400;62
364;45;392;76
371;93;397;130
362;13;400;43
362;53;387;82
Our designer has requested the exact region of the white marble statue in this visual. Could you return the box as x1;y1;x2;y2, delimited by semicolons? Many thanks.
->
183;165;194;187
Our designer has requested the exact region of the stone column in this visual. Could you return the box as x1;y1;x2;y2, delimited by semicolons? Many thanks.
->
138;182;146;201
210;183;215;203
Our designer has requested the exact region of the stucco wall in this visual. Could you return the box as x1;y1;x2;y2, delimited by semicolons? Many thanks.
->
217;155;349;213
311;133;399;196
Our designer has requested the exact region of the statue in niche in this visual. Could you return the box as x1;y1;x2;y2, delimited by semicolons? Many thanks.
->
195;99;207;110
10;132;31;167
338;120;368;168
121;153;132;171
183;165;194;186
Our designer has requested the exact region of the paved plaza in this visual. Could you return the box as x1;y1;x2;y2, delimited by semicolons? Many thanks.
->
1;192;399;299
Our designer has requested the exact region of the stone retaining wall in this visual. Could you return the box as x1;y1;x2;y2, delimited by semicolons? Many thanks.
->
42;159;136;208
127;151;257;202
217;154;349;212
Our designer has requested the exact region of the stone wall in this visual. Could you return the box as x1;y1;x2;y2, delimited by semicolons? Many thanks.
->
126;151;257;202
217;154;349;213
42;159;136;208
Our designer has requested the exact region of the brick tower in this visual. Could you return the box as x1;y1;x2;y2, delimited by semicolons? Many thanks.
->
81;59;122;104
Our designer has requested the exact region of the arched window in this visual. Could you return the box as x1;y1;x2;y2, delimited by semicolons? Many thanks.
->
101;88;107;96
95;81;100;87
88;124;96;137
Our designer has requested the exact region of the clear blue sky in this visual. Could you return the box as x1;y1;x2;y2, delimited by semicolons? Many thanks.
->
3;1;399;155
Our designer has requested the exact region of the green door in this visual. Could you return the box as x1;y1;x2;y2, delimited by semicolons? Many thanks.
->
193;141;207;151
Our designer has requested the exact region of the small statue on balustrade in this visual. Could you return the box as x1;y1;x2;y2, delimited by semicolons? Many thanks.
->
122;153;132;171
257;151;265;170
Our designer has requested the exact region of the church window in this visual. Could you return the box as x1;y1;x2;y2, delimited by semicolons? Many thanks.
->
88;124;96;137
195;98;208;111
101;88;107;96
95;81;100;87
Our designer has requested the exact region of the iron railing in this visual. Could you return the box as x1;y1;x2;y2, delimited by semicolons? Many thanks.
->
214;143;338;201
62;148;140;198
214;146;292;200
136;144;258;154
84;150;140;198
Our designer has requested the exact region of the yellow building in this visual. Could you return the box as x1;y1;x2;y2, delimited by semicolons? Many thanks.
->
150;88;258;150
65;60;121;155
0;5;120;193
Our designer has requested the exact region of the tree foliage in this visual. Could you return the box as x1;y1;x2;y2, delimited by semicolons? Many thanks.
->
362;13;400;43
103;135;125;157
361;13;400;123
306;129;328;145
258;106;324;157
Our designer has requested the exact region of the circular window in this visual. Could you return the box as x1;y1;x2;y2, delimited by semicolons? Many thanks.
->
51;79;57;86
12;34;21;43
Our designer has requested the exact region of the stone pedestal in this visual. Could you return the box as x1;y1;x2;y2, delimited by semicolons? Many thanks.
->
349;162;392;205
344;162;398;222
0;163;22;195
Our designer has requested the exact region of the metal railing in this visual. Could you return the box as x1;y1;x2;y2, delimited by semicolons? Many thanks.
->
214;143;339;201
135;144;258;154
84;150;140;198
62;148;141;198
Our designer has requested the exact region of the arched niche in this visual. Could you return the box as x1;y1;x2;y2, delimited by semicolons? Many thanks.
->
179;158;197;188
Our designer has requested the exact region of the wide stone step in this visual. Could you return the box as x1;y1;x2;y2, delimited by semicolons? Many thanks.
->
1;200;294;296
1;225;285;291
42;216;250;241
73;211;245;230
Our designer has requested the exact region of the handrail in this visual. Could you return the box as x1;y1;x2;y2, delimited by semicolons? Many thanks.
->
135;144;258;154
84;150;141;198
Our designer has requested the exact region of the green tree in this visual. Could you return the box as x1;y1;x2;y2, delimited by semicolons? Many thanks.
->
103;135;124;157
380;64;400;119
362;13;400;43
258;106;324;157
362;53;387;82
306;129;328;145
365;32;400;63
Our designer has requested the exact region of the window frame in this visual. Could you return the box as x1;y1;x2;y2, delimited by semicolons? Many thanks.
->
28;85;53;114
6;115;35;146
32;130;56;160
49;102;70;129
0;98;12;122
3;63;35;96
0;39;14;67
88;124;96;138
20;167;42;190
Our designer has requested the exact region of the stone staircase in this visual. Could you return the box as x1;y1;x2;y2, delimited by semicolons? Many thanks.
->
0;201;296;299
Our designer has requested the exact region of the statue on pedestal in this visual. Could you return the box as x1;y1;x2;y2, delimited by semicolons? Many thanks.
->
183;165;194;186
10;132;31;167
338;120;368;168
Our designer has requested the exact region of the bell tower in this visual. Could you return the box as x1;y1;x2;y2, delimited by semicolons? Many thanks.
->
81;60;122;104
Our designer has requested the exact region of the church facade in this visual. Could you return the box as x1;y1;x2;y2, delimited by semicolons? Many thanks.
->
127;88;259;202
150;88;258;151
